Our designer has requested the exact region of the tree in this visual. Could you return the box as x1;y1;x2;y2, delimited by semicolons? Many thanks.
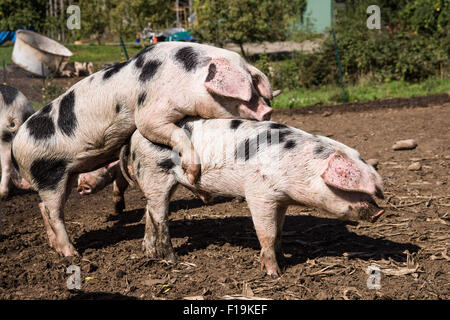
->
193;0;306;57
0;0;48;31
108;0;174;39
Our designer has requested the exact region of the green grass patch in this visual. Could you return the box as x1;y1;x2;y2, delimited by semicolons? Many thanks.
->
65;44;143;66
273;77;450;108
0;43;145;69
0;44;13;65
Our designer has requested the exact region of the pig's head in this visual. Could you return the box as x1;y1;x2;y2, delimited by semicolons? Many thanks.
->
77;161;119;195
202;58;277;121
305;151;385;223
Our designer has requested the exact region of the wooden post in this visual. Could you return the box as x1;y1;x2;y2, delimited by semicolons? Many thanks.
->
60;0;65;43
176;0;180;27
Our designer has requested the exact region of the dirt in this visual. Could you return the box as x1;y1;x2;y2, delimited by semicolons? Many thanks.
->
0;72;449;300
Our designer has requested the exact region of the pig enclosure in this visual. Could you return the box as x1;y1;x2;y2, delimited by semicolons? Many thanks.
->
0;71;449;299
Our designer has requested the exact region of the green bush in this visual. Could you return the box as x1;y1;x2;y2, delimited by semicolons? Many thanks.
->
258;0;449;90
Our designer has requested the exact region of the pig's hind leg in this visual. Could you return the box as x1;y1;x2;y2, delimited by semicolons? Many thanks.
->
246;196;284;277
140;172;177;262
38;174;79;257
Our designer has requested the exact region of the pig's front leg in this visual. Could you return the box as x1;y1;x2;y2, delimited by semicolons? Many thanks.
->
275;206;287;262
0;142;12;199
135;108;200;185
246;196;282;277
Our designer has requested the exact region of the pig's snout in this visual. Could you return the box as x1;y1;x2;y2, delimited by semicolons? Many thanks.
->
350;200;385;223
239;100;273;121
77;184;92;195
259;106;273;121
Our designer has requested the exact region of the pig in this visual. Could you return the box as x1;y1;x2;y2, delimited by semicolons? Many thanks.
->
11;42;276;256
119;118;385;277
0;85;34;199
76;160;129;215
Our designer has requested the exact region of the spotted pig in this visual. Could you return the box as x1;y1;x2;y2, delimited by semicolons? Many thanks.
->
120;118;385;277
11;42;275;256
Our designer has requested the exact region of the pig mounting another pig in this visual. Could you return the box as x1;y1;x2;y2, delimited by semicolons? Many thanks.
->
0;85;33;199
120;118;385;277
11;42;276;256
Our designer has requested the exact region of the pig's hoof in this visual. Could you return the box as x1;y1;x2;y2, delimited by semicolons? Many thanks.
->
55;243;79;257
260;259;281;277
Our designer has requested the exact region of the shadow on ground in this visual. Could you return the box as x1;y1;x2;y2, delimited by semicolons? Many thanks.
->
75;197;419;266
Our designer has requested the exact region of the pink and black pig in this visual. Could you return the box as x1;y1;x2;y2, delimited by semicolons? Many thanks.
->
11;42;276;256
120;118;385;277
0;85;33;199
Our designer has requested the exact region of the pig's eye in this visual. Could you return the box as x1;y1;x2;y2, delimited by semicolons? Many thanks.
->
262;97;271;107
9;121;16;128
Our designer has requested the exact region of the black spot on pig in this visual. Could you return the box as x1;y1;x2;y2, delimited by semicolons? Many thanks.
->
30;158;67;190
205;63;216;82
0;85;18;105
139;60;162;82
11;145;18;170
135;55;145;69
132;151;136;162
269;123;288;130
313;144;335;159
137;92;147;107
278;130;292;143
1;130;12;143
115;104;121;113
58;90;77;136
284;140;296;150
103;60;130;80
137;161;141;177
27;103;55;140
158;158;175;171
175;46;200;72
230;120;242;130
133;45;156;68
22;110;33;123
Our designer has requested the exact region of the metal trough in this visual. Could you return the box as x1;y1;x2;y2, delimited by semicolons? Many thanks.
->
12;30;73;77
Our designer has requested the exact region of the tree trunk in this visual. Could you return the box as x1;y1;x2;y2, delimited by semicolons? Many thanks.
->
60;0;65;43
239;43;247;59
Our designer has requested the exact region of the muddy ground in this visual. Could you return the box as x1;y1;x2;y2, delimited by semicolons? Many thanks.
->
0;70;449;300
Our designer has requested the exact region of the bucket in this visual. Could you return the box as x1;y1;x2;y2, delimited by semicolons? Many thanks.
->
12;30;73;77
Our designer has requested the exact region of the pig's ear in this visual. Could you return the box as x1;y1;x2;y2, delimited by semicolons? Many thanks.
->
247;64;273;100
204;58;252;102
321;153;377;196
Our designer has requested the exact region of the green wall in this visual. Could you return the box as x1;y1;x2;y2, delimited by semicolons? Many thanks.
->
301;0;333;33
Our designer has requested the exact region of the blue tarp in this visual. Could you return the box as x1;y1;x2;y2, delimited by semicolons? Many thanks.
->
0;31;16;45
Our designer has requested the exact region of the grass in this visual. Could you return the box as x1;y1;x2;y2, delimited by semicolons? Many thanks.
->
0;42;144;69
272;77;450;108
